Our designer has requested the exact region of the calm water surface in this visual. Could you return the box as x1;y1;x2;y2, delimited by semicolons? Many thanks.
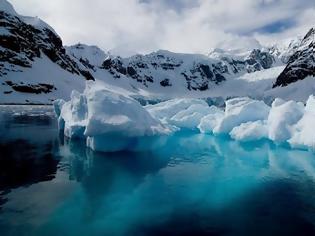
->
1;105;315;236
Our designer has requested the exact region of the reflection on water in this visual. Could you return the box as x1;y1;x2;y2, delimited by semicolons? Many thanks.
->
1;106;315;236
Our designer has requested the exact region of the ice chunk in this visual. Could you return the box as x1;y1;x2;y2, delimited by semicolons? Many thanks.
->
213;97;270;134
59;90;88;138
84;87;171;137
230;120;268;142
146;99;211;129
56;82;172;151
169;104;213;129
53;99;65;117
267;98;304;143
198;106;224;133
289;95;315;149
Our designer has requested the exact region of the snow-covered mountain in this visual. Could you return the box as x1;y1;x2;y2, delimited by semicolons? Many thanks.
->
65;43;108;69
0;0;313;104
273;28;314;87
0;0;93;104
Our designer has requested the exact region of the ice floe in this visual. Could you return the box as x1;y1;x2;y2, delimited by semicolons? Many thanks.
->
55;83;315;152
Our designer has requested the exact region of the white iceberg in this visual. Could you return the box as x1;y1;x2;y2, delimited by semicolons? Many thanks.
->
146;99;211;130
56;82;172;151
59;90;88;138
267;98;304;143
55;83;315;152
198;106;224;133
213;97;270;134
230;120;268;142
53;99;65;117
289;95;315;150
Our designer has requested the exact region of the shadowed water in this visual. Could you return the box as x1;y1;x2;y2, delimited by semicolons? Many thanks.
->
1;106;315;236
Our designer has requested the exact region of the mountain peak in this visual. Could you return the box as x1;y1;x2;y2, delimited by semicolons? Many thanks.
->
303;27;314;39
0;0;17;15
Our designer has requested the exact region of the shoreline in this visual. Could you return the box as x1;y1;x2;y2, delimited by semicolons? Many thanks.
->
0;103;53;106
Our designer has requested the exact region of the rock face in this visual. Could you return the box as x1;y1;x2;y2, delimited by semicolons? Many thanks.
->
273;28;314;88
0;3;94;81
208;48;276;74
96;51;231;91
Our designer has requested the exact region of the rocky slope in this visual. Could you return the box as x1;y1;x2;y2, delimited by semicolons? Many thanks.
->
0;0;313;104
0;0;93;103
66;46;278;92
273;28;314;88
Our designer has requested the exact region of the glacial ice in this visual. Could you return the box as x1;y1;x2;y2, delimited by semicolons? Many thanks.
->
230;120;268;142
53;99;65;117
56;82;172;151
213;97;270;134
145;99;210;129
267;98;304;143
198;106;224;133
55;84;315;152
289;95;315;150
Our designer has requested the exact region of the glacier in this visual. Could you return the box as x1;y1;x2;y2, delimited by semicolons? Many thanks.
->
55;83;315;152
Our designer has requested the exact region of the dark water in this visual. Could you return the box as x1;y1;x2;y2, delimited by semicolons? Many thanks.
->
1;106;315;236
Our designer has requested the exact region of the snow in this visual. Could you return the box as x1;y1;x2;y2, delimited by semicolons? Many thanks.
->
0;55;85;104
22;16;58;35
265;76;315;102
289;95;315;150
230;120;268;142
55;82;315;152
0;0;18;15
213;97;270;134
56;82;172;151
145;98;211;129
198;106;224;133
66;44;108;67
267;98;304;143
1;0;314;105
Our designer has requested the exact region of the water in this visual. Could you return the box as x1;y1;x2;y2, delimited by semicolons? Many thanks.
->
1;106;315;236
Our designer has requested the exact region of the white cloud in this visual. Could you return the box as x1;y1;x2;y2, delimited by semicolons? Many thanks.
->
7;0;315;56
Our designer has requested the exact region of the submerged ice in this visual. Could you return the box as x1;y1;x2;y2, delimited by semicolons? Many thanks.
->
55;83;315;152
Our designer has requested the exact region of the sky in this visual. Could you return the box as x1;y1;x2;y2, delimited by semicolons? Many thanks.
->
8;0;315;56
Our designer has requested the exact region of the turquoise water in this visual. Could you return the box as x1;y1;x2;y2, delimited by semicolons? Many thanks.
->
1;106;315;236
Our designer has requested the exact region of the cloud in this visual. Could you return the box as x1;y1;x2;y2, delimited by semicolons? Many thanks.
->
8;0;315;56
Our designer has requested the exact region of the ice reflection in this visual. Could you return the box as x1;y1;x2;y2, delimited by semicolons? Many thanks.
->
0;106;315;235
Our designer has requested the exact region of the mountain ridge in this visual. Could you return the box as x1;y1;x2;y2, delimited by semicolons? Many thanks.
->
0;0;313;104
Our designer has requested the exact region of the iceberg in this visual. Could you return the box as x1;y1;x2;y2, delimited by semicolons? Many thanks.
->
289;95;315;150
146;99;211;130
56;82;172;152
213;97;270;134
59;90;88;138
198;106;224;133
55;83;315;152
230;120;268;142
267;98;304;143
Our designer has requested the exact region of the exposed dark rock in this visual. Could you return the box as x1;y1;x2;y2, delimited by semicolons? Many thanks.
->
6;82;56;94
101;58;112;69
160;63;181;70
273;28;314;88
214;73;226;83
199;64;214;79
245;49;275;72
160;78;172;87
127;66;137;77
0;11;94;81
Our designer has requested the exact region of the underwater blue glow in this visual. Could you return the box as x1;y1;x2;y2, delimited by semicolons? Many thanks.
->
1;106;315;236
